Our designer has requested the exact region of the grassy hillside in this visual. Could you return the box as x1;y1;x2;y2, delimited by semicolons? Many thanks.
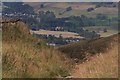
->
71;44;118;78
58;33;118;63
0;28;2;79
26;2;118;18
58;33;118;78
2;20;118;78
2;21;71;78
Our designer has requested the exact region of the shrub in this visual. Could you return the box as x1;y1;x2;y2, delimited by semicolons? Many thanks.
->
87;8;94;12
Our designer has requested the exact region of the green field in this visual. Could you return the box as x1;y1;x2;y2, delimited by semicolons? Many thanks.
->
84;26;118;37
37;7;118;18
30;29;83;38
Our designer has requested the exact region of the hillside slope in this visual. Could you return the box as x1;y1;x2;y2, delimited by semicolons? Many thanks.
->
2;20;118;78
58;34;118;63
2;20;71;78
25;2;118;18
71;43;118;78
58;33;118;78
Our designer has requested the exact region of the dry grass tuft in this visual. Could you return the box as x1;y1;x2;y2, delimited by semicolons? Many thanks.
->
3;42;71;78
71;44;118;78
2;22;71;78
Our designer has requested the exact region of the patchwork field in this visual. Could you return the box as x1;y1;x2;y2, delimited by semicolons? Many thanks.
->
84;26;118;37
30;27;118;38
98;30;118;37
30;29;84;38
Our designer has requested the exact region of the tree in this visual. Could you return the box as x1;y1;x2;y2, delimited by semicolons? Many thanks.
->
95;4;101;8
81;15;87;19
66;6;72;11
23;4;34;14
91;31;96;39
38;11;56;23
103;28;107;32
59;12;62;15
3;2;34;14
96;14;108;20
40;4;44;8
87;8;94;12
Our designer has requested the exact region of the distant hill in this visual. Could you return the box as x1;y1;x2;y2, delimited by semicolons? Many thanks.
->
2;2;118;33
25;2;118;18
2;20;71;78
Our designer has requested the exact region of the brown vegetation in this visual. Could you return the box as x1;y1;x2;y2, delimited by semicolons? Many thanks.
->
58;33;119;78
58;33;119;63
2;20;118;78
2;21;71;78
71;44;118;78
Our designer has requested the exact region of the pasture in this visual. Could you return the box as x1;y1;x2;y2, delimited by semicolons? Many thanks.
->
26;2;118;18
30;29;84;38
84;26;118;37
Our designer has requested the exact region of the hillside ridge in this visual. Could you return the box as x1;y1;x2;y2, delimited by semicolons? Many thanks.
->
2;19;31;42
2;19;71;78
58;33;118;63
